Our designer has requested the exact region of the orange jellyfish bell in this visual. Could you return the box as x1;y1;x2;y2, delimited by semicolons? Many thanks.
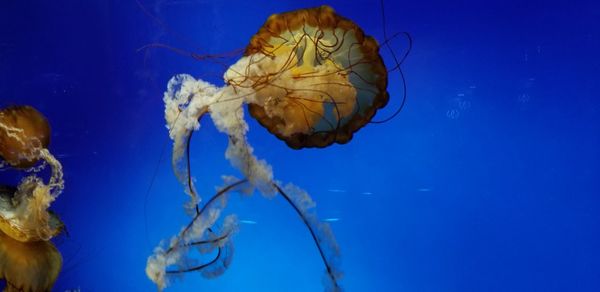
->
238;5;388;149
0;228;62;292
0;105;51;168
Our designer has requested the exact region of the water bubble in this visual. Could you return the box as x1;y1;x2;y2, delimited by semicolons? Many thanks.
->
458;99;471;110
518;93;531;104
446;109;460;119
450;97;471;110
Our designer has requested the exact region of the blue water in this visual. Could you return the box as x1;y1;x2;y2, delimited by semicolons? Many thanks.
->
1;0;599;291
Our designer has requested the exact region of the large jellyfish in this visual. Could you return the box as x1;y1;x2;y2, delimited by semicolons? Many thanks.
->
0;105;65;291
146;6;391;291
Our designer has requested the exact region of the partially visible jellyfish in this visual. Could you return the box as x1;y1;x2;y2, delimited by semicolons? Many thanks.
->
0;105;65;291
0;186;62;292
0;105;64;241
147;6;394;291
0;106;51;169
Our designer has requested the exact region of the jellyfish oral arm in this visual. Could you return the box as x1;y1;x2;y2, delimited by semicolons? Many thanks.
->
146;175;246;289
149;73;342;290
164;179;248;277
150;176;342;290
166;179;248;254
164;75;215;211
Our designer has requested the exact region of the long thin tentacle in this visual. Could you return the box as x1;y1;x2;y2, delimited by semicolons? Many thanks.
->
273;183;341;290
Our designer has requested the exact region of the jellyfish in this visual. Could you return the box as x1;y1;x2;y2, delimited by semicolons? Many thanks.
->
0;186;62;292
146;6;394;291
0;105;65;291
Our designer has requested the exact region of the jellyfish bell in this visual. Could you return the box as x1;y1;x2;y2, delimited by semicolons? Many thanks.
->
0;226;62;292
227;5;388;149
0;105;51;168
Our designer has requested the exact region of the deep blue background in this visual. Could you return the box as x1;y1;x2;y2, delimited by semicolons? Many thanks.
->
0;0;599;291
